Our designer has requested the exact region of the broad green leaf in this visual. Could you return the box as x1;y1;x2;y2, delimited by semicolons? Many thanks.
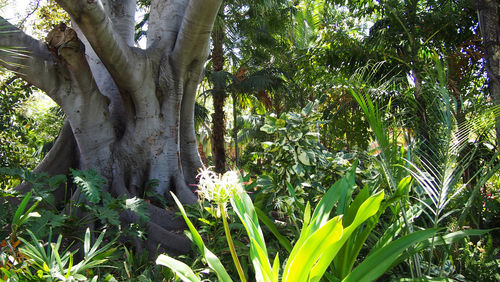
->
343;184;370;227
333;185;374;279
336;161;357;215
283;216;343;282
396;176;412;197
308;176;344;231
343;228;440;282
17;196;41;228
250;238;272;282
260;124;276;133
71;169;106;204
309;191;385;281
276;118;286;127
285;171;350;272
298;150;311;165
48;174;67;188
302;101;315;115
13;191;32;227
156;254;201;282
231;191;272;279
84;228;90;256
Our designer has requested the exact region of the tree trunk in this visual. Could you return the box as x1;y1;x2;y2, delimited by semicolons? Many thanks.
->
211;25;227;173
232;92;239;168
477;0;500;145
0;0;222;255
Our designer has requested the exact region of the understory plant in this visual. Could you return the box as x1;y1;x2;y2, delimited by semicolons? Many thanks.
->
349;58;499;279
0;168;147;281
156;166;464;281
0;191;117;281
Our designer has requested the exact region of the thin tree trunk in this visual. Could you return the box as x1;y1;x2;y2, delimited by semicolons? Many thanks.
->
477;0;500;145
211;25;226;173
232;92;239;167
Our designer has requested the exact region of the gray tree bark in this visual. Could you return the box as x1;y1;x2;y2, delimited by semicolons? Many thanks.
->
477;0;500;145
0;0;221;255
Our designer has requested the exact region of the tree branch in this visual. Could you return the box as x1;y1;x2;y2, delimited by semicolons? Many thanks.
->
0;17;61;96
172;0;222;71
55;0;144;93
146;0;188;52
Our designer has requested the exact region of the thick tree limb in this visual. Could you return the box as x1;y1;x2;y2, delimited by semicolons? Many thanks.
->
180;74;205;184
44;23;115;172
0;17;61;96
172;0;222;71
55;0;144;93
147;0;188;52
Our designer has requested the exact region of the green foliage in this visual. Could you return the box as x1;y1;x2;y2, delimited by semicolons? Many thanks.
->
157;192;232;282
0;77;36;169
456;236;500;281
1;1;499;280
10;228;116;281
249;101;350;220
157;166;475;282
0;77;64;188
71;169;106;204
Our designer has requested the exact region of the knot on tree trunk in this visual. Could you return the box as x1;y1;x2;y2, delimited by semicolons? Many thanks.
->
46;23;85;59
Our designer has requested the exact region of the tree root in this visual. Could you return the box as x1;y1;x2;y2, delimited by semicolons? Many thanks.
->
119;210;191;256
12;120;199;256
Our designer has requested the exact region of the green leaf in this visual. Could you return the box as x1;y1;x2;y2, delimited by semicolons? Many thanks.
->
276;118;286;127
231;191;272;281
255;207;293;252
394;229;496;267
13;191;32;227
396;176;412;197
343;228;441;282
95;206;120;226
283;216;343;282
124;197;150;221
170;192;232;282
393;278;455;281
156;254;201;282
302;101;315;115
71;169;106;204
309;191;385;281
298;150;311;166
271;253;280;282
260;124;276;133
48;174;67;189
84;228;91;255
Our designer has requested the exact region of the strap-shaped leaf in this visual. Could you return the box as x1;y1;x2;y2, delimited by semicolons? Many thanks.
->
231;191;272;280
343;228;440;282
309;191;385;281
283;216;343;282
170;192;232;282
156;254;201;282
255;207;293;252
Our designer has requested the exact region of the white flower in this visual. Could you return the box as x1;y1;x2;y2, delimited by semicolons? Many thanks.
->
197;168;244;213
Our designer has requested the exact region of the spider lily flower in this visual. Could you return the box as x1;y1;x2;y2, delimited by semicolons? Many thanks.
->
197;168;244;216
